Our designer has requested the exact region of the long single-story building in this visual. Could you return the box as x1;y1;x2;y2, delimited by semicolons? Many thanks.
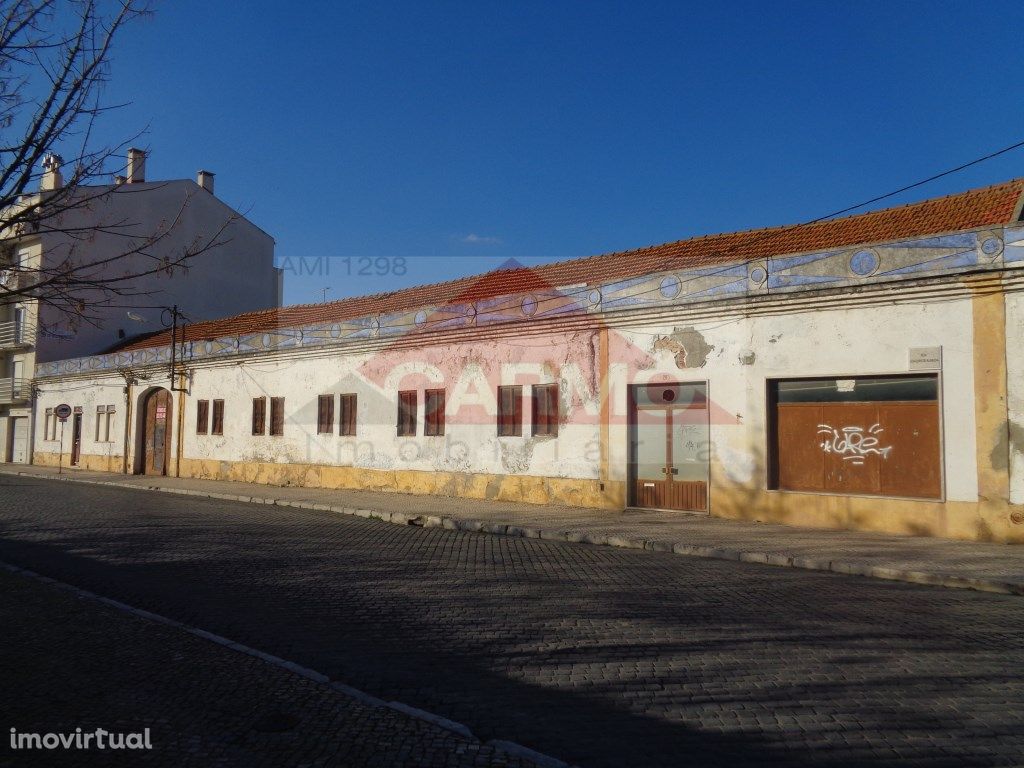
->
25;178;1024;543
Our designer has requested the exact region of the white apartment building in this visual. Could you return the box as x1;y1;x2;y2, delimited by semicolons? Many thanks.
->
0;149;282;464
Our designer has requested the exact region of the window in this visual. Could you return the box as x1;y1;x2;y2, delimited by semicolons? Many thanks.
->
497;385;523;436
211;400;224;435
339;393;357;436
270;397;285;436
44;408;53;441
94;404;115;442
317;394;335;434
196;400;209;434
252;397;266;435
767;375;941;499
425;388;445;436
532;384;559;437
397;390;417;436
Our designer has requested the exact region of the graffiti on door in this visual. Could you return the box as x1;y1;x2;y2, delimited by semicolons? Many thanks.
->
816;423;893;466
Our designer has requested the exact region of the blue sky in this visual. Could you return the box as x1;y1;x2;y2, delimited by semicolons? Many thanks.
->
85;0;1024;305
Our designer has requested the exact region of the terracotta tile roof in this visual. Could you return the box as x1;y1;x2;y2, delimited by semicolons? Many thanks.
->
115;177;1024;352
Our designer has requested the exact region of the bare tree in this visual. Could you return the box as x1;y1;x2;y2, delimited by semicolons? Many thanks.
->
0;0;232;324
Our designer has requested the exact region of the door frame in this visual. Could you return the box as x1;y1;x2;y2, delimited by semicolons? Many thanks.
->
627;379;711;513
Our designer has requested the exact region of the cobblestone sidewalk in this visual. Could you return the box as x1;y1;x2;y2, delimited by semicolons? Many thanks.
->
3;463;1023;594
0;567;546;768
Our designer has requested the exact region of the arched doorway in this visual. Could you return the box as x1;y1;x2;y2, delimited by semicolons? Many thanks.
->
139;388;173;476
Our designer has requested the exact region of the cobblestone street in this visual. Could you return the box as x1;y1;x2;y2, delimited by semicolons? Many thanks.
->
1;474;1023;767
0;568;541;768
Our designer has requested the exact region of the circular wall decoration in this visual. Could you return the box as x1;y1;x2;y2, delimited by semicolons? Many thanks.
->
414;310;427;327
261;333;273;347
663;388;677;403
749;266;767;286
981;236;1003;259
659;274;682;299
521;295;538;316
330;323;343;338
588;289;602;306
849;249;880;277
204;341;214;355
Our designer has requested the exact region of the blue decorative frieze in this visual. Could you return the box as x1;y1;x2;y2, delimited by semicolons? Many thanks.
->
1005;226;1024;265
33;225;1022;380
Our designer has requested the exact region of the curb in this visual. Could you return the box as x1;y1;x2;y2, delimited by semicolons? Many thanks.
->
0;558;571;768
2;469;1022;597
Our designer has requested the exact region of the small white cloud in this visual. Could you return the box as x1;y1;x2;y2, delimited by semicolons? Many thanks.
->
459;233;502;245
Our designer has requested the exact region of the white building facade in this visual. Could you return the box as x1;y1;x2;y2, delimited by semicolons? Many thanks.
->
25;179;1024;543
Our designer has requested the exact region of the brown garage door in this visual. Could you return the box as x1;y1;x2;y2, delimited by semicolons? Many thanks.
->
770;376;941;500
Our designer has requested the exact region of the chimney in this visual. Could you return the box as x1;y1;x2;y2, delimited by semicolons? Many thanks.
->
126;148;146;183
41;153;64;191
197;169;215;194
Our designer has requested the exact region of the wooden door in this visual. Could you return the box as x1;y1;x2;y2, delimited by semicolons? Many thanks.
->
142;389;172;476
70;413;82;466
630;383;709;512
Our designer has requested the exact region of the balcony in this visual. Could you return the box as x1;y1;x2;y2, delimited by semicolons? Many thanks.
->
0;320;32;349
0;377;28;404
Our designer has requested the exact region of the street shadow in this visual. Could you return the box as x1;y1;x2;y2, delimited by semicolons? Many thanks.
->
0;476;1021;768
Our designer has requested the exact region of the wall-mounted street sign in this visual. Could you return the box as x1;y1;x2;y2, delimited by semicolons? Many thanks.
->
54;403;72;422
908;346;942;371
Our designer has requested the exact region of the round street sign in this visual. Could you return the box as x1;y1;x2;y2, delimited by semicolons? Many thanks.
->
54;403;72;421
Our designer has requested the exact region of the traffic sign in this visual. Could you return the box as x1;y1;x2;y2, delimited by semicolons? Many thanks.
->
55;403;72;421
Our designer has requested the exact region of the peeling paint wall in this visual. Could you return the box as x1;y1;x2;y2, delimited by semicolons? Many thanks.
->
611;295;980;510
30;285;1024;541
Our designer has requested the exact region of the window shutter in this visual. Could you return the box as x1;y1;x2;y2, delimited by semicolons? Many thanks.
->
270;397;285;436
340;393;357;436
317;394;334;434
212;400;224;435
197;400;209;434
252;397;266;435
532;384;558;436
497;385;522;437
398;391;417;436
425;389;445;436
547;384;559;436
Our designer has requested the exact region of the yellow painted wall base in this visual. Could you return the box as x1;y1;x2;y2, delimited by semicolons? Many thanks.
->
178;457;624;511
33;451;122;473
29;452;1024;543
711;486;1024;544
